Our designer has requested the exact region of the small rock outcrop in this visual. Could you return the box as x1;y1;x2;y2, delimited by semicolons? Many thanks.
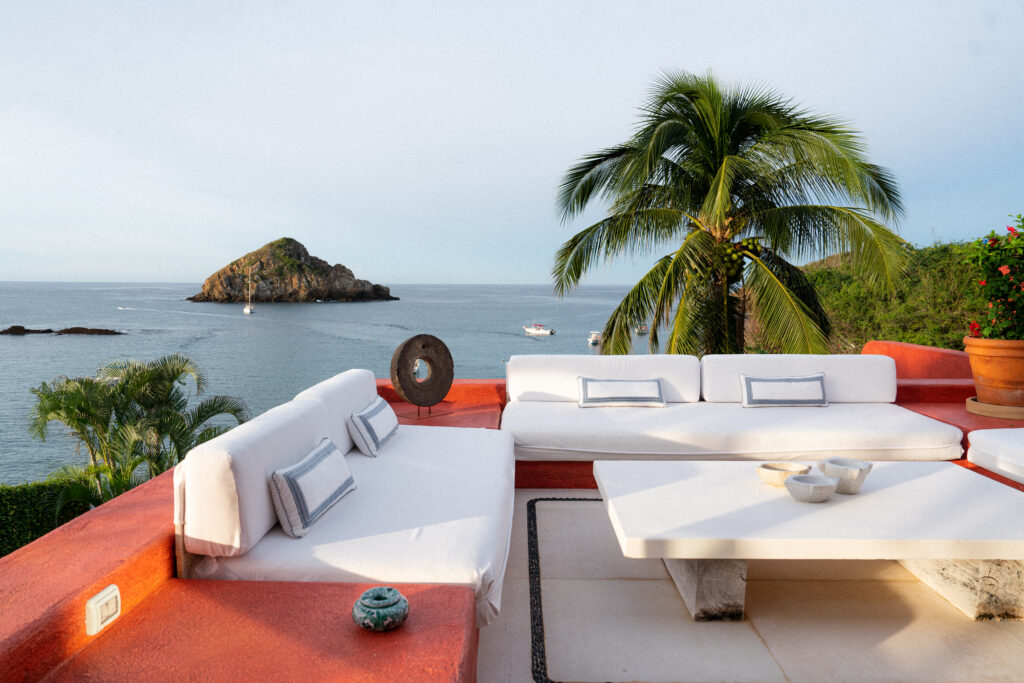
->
188;238;398;303
0;326;120;335
56;327;122;335
0;326;54;335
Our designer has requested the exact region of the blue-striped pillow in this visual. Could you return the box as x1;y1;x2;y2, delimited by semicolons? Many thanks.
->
347;396;400;457
269;438;356;538
578;377;666;408
740;373;828;407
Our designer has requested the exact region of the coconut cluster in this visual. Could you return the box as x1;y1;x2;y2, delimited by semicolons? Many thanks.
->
718;237;762;280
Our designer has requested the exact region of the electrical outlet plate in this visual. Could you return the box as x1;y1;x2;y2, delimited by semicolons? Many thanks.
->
85;584;121;636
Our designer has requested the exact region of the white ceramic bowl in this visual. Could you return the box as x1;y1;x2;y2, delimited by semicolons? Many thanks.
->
757;462;812;487
784;474;838;503
818;457;873;494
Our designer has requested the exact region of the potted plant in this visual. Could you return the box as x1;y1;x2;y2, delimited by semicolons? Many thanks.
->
964;214;1024;406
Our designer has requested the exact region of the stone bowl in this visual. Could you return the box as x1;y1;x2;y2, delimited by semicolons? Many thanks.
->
757;462;812;487
818;457;873;494
784;474;838;503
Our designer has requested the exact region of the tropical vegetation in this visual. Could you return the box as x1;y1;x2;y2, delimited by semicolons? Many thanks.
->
29;354;248;514
554;70;908;355
803;242;987;353
964;214;1024;340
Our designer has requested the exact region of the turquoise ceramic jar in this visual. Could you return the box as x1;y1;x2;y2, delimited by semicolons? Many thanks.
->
352;586;409;631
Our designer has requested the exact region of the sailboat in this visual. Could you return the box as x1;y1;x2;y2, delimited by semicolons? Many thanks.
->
243;265;255;315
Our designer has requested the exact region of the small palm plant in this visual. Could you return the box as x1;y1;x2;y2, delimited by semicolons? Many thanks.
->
30;354;248;515
554;71;908;355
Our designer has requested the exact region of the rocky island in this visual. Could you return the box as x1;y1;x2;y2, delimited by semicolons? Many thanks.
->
188;238;397;303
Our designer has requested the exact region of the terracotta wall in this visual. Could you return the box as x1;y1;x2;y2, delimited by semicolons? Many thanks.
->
862;340;972;379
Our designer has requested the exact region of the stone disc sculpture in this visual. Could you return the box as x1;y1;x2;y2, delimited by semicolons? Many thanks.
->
390;334;454;407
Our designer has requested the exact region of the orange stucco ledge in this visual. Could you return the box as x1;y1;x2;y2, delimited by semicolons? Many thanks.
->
47;580;478;682
862;340;973;379
0;469;175;682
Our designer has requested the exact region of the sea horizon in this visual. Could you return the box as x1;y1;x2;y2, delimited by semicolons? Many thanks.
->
0;281;631;485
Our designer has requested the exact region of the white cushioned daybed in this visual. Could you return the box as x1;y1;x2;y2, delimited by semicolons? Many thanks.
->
500;354;963;461
968;429;1024;485
174;369;515;626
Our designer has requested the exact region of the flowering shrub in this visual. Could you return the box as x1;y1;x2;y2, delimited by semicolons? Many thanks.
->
966;214;1024;339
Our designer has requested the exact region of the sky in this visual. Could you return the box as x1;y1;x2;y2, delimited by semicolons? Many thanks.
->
1;1;1022;286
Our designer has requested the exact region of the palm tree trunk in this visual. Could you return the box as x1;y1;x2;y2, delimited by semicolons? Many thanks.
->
735;287;746;352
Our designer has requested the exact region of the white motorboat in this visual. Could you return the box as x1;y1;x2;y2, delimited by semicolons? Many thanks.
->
587;331;601;346
634;323;649;335
524;324;555;336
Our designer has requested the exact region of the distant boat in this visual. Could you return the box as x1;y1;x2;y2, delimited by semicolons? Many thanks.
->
524;324;555;336
243;264;256;315
634;323;649;335
587;331;601;346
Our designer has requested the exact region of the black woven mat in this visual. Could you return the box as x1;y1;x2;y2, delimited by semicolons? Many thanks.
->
527;496;604;683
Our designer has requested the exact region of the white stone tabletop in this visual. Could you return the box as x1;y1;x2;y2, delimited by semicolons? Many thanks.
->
593;460;1024;560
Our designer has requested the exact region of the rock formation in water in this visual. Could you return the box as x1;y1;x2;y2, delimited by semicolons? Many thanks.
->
188;238;397;303
0;326;121;335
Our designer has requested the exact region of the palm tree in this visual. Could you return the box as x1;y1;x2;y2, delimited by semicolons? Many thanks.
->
554;71;908;355
30;354;248;504
96;354;249;476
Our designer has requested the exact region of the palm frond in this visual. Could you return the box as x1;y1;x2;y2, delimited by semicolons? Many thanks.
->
744;252;830;353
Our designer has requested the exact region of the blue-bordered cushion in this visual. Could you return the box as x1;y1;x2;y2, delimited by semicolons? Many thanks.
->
347;395;400;457
577;377;666;408
740;373;828;408
269;438;356;538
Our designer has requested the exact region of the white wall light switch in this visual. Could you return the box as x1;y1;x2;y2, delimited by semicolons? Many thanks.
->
85;584;121;636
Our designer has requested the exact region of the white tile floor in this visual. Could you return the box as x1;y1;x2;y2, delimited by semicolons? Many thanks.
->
478;489;1024;683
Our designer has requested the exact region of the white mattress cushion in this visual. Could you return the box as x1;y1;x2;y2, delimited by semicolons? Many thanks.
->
702;354;896;403
500;401;962;461
293;369;379;454
506;354;701;403
270;438;356;538
968;429;1024;485
191;425;516;627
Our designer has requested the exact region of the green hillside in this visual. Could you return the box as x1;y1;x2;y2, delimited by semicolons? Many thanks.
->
801;242;985;353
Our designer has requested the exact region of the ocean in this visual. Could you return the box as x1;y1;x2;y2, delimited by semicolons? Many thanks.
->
0;282;630;484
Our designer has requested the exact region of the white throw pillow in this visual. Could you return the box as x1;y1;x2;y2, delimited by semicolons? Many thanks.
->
578;377;666;408
269;438;356;538
347;395;400;456
740;373;828;408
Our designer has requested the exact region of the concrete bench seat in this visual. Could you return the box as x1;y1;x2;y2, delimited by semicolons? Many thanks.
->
176;369;515;626
968;428;1024;485
501;353;963;462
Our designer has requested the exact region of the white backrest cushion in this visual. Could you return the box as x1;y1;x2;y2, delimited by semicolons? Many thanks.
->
182;398;335;557
506;354;701;403
293;369;378;453
702;354;896;403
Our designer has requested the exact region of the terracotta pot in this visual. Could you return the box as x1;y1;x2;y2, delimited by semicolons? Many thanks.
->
963;336;1024;406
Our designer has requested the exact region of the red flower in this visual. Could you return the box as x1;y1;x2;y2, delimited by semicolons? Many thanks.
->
1009;225;1018;234
999;265;1011;276
979;280;986;286
969;320;982;337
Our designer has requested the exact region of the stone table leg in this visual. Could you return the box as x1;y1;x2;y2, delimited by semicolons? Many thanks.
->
664;558;747;621
899;559;1024;620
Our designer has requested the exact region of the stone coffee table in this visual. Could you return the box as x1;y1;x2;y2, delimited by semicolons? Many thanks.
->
593;460;1024;621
